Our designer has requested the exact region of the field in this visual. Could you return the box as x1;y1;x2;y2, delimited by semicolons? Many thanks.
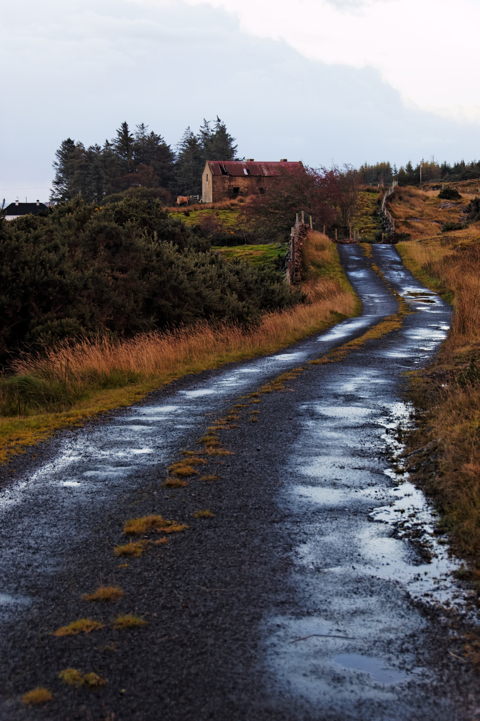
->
168;199;244;228
212;244;285;267
387;182;480;240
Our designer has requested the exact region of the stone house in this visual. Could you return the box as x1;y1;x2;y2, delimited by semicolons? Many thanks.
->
202;160;303;203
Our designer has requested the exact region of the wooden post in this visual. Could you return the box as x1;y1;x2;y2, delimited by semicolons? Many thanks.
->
310;216;313;229
349;225;352;240
323;225;326;235
335;229;338;241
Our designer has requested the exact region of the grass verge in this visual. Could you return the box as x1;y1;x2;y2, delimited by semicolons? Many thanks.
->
0;233;359;464
398;232;480;569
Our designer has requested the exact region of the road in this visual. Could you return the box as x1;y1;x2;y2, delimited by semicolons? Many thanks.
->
1;244;479;721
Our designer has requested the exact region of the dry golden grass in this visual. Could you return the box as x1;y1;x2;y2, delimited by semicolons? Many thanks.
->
193;509;215;518
59;668;107;688
199;474;220;482
398;233;480;563
83;586;123;603
21;687;52;705
114;540;148;557
54;618;104;636
123;515;187;535
112;614;147;629
387;185;467;239
163;477;188;488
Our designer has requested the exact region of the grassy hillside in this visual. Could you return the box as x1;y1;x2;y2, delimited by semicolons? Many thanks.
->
387;182;480;240
212;244;285;267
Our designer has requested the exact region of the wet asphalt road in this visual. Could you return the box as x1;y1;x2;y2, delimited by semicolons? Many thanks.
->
1;245;479;721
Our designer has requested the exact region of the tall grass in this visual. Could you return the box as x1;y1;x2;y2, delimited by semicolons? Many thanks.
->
398;232;480;562
0;233;358;461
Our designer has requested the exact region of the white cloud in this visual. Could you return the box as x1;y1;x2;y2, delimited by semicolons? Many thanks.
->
146;0;480;120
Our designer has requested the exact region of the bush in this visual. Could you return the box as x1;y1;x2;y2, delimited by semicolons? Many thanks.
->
466;197;480;223
0;197;303;363
441;221;466;233
438;186;462;200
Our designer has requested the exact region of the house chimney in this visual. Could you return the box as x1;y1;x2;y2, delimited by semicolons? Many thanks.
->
36;199;39;205
247;158;254;162
15;199;19;205
280;158;287;162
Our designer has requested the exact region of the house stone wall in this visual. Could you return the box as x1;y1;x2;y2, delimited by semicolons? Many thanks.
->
202;163;282;203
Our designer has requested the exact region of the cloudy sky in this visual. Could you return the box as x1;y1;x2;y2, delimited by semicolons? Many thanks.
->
1;0;479;203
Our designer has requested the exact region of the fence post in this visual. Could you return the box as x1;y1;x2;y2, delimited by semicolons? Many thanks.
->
310;216;313;229
335;229;338;241
323;225;326;235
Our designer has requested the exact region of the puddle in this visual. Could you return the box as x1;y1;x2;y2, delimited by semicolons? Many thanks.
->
0;593;30;606
179;389;216;398
61;481;82;487
332;653;408;685
316;318;371;343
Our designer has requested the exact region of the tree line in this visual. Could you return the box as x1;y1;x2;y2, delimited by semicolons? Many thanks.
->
359;159;480;187
51;118;238;205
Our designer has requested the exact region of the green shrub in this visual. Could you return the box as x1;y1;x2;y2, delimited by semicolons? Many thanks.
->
438;186;462;200
0;197;303;364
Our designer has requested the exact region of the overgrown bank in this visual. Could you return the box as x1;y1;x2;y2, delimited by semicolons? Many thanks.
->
0;231;359;463
398;233;480;570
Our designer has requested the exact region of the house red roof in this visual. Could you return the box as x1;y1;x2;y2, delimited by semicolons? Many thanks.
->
207;161;302;177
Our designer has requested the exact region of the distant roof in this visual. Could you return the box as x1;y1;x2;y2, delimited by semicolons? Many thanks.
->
207;161;302;178
4;202;48;217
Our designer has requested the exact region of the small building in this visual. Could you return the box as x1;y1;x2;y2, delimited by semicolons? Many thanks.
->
4;200;48;221
202;159;303;204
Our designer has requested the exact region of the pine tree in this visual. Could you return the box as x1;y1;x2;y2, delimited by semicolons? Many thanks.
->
201;116;237;161
51;138;77;202
113;122;135;172
175;127;204;195
133;124;175;189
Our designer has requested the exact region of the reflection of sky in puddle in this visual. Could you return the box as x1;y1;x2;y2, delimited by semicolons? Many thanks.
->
293;484;388;507
237;368;261;373
317;318;370;342
61;481;82;487
333;653;408;685
271;352;306;362
312;405;372;421
405;327;447;341
137;405;178;414
82;467;136;478
0;593;31;606
114;424;156;431
179;389;216;398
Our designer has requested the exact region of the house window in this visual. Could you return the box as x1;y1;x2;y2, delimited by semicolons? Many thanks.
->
232;187;240;195
259;187;265;194
206;174;209;184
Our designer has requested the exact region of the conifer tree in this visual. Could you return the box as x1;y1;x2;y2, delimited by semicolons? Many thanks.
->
51;138;77;202
113;122;135;172
202;116;237;161
175;127;204;195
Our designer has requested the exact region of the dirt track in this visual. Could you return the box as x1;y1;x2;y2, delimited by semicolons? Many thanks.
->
1;245;479;721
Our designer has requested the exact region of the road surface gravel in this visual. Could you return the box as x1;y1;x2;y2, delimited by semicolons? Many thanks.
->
1;245;479;721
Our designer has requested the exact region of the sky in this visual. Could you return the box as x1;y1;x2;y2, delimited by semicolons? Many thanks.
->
1;0;479;204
